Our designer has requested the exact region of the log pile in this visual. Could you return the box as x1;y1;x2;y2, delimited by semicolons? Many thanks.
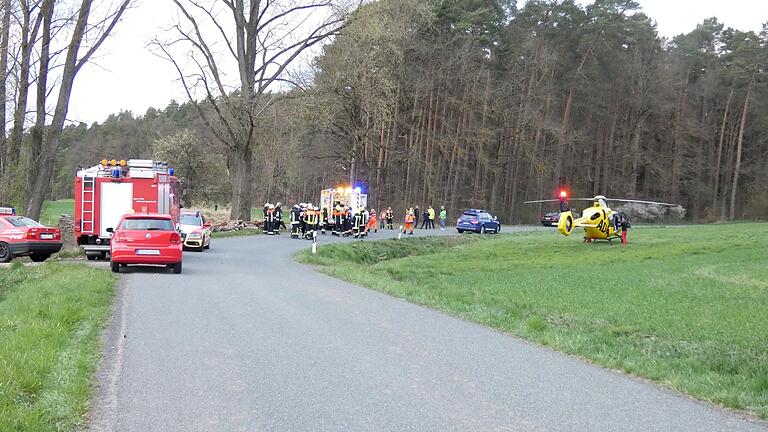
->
212;220;263;232
58;214;77;249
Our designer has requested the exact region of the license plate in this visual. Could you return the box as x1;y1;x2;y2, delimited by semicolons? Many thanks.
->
136;249;160;256
40;233;54;239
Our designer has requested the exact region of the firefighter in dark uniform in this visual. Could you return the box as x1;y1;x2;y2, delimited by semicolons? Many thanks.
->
290;204;302;238
353;207;363;238
304;205;317;239
299;203;307;238
274;202;283;234
343;206;353;237
263;203;270;234
333;204;343;236
321;206;329;235
385;207;394;230
266;204;276;235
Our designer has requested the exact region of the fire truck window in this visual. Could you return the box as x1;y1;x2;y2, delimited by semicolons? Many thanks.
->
6;216;43;227
121;218;175;231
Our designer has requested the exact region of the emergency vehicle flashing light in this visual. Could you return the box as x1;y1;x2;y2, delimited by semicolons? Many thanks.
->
559;190;568;199
0;207;16;215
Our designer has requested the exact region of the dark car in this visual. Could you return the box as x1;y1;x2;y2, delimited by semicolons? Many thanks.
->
457;209;501;234
0;207;63;262
540;210;581;227
541;211;559;226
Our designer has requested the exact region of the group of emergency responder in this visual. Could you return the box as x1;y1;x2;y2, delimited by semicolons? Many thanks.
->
262;202;448;239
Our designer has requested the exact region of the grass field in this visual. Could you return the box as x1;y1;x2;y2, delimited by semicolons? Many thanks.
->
211;229;262;238
298;223;768;418
40;199;75;226
0;263;115;431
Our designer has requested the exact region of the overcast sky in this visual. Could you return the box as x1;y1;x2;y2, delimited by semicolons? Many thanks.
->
67;0;768;124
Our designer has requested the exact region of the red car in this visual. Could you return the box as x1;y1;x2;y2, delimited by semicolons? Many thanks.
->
109;213;183;274
0;207;62;263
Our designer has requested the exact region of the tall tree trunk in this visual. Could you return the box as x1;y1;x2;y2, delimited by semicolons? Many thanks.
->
0;0;10;175
670;77;688;204
28;0;131;220
729;83;751;221
7;3;43;171
29;0;53;190
712;87;733;216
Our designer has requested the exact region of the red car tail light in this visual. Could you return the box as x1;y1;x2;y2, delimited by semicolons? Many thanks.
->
112;232;127;243
470;218;479;225
26;228;38;239
170;232;181;244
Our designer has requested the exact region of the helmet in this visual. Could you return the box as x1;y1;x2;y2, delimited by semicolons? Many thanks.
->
276;202;281;207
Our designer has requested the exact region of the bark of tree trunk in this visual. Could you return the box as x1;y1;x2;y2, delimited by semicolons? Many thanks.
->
8;4;42;171
729;83;750;221
0;0;10;176
28;0;53;189
713;87;733;216
28;0;94;220
670;77;688;204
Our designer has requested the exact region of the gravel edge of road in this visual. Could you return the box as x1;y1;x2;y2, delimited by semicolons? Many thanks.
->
84;275;130;432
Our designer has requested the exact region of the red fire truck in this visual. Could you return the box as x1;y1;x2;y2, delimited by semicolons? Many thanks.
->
74;159;181;260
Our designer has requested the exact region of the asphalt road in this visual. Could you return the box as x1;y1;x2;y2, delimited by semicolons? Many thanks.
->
89;227;768;432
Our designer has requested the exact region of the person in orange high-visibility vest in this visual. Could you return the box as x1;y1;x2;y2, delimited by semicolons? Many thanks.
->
367;209;378;234
403;209;415;235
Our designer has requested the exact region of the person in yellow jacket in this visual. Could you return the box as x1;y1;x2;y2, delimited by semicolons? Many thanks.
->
427;206;436;229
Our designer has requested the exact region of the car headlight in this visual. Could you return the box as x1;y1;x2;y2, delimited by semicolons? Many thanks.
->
188;233;202;239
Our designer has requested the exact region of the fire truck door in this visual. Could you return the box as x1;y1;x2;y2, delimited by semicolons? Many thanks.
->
100;182;133;238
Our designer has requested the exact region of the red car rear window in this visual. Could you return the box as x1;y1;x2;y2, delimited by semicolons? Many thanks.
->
3;216;43;227
120;218;174;231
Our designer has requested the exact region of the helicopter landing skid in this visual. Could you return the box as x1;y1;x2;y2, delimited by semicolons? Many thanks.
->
585;235;621;245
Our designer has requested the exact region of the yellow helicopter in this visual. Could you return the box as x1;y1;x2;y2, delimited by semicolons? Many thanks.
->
525;191;678;244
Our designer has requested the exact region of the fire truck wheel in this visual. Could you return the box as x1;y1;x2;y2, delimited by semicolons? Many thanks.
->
110;261;120;273
0;242;11;263
86;253;98;261
30;254;51;263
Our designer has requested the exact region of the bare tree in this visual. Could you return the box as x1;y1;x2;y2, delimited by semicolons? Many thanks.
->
26;0;132;219
156;0;355;220
0;0;11;174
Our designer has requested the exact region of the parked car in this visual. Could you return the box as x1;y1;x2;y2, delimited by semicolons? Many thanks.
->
541;210;581;227
456;209;501;234
109;213;183;274
0;207;62;262
178;211;212;251
541;211;559;226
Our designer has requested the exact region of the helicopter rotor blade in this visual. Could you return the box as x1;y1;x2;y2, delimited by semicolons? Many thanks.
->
524;198;597;204
605;198;679;206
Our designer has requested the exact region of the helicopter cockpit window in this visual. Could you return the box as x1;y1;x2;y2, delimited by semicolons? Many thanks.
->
590;213;601;221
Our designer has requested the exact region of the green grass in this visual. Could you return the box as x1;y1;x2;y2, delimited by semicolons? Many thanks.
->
39;199;75;226
0;263;115;431
298;224;768;418
211;229;262;238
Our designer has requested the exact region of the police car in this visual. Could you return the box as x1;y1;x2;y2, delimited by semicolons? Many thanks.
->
0;207;63;262
456;209;501;234
177;211;212;251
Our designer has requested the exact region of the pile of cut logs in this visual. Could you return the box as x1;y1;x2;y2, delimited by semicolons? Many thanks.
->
212;220;263;232
58;215;77;249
